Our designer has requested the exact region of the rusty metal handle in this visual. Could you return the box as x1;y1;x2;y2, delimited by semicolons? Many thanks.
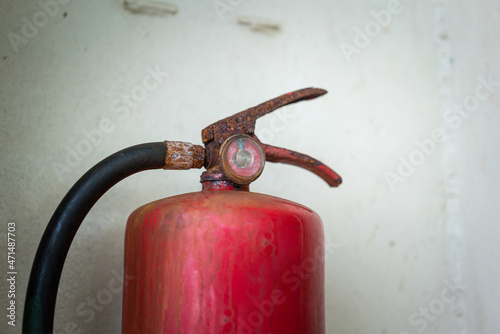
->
255;139;342;187
238;87;327;121
245;88;341;187
202;88;327;146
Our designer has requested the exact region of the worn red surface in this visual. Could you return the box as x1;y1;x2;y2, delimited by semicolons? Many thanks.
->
122;189;325;334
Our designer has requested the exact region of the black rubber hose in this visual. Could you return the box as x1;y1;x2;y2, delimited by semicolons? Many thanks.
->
23;142;167;334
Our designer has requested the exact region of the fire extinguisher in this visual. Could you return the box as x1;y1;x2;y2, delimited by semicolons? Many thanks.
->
23;87;341;334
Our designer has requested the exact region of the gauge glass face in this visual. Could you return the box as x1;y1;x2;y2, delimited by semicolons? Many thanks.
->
221;135;265;183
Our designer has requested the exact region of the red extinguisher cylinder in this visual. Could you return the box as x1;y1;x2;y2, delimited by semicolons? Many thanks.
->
122;186;325;334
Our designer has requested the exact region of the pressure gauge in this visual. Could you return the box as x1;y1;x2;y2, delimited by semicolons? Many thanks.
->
219;134;266;184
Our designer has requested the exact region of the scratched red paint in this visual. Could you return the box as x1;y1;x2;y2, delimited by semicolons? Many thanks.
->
122;187;325;334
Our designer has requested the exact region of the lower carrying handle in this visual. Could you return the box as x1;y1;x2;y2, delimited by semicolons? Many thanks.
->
255;139;342;187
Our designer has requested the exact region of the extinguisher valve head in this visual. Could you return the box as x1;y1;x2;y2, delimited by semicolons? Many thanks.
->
199;88;342;187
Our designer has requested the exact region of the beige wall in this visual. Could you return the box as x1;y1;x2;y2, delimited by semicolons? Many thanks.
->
1;0;499;333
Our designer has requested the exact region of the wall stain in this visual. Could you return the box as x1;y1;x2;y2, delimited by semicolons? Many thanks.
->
124;0;178;16
237;16;281;35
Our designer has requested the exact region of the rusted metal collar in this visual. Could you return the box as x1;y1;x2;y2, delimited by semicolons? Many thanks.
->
201;172;249;191
164;141;204;170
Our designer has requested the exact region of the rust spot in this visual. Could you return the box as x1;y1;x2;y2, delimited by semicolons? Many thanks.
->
164;141;204;170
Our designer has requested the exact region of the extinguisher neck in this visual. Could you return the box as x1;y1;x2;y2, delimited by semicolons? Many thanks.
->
201;172;250;191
